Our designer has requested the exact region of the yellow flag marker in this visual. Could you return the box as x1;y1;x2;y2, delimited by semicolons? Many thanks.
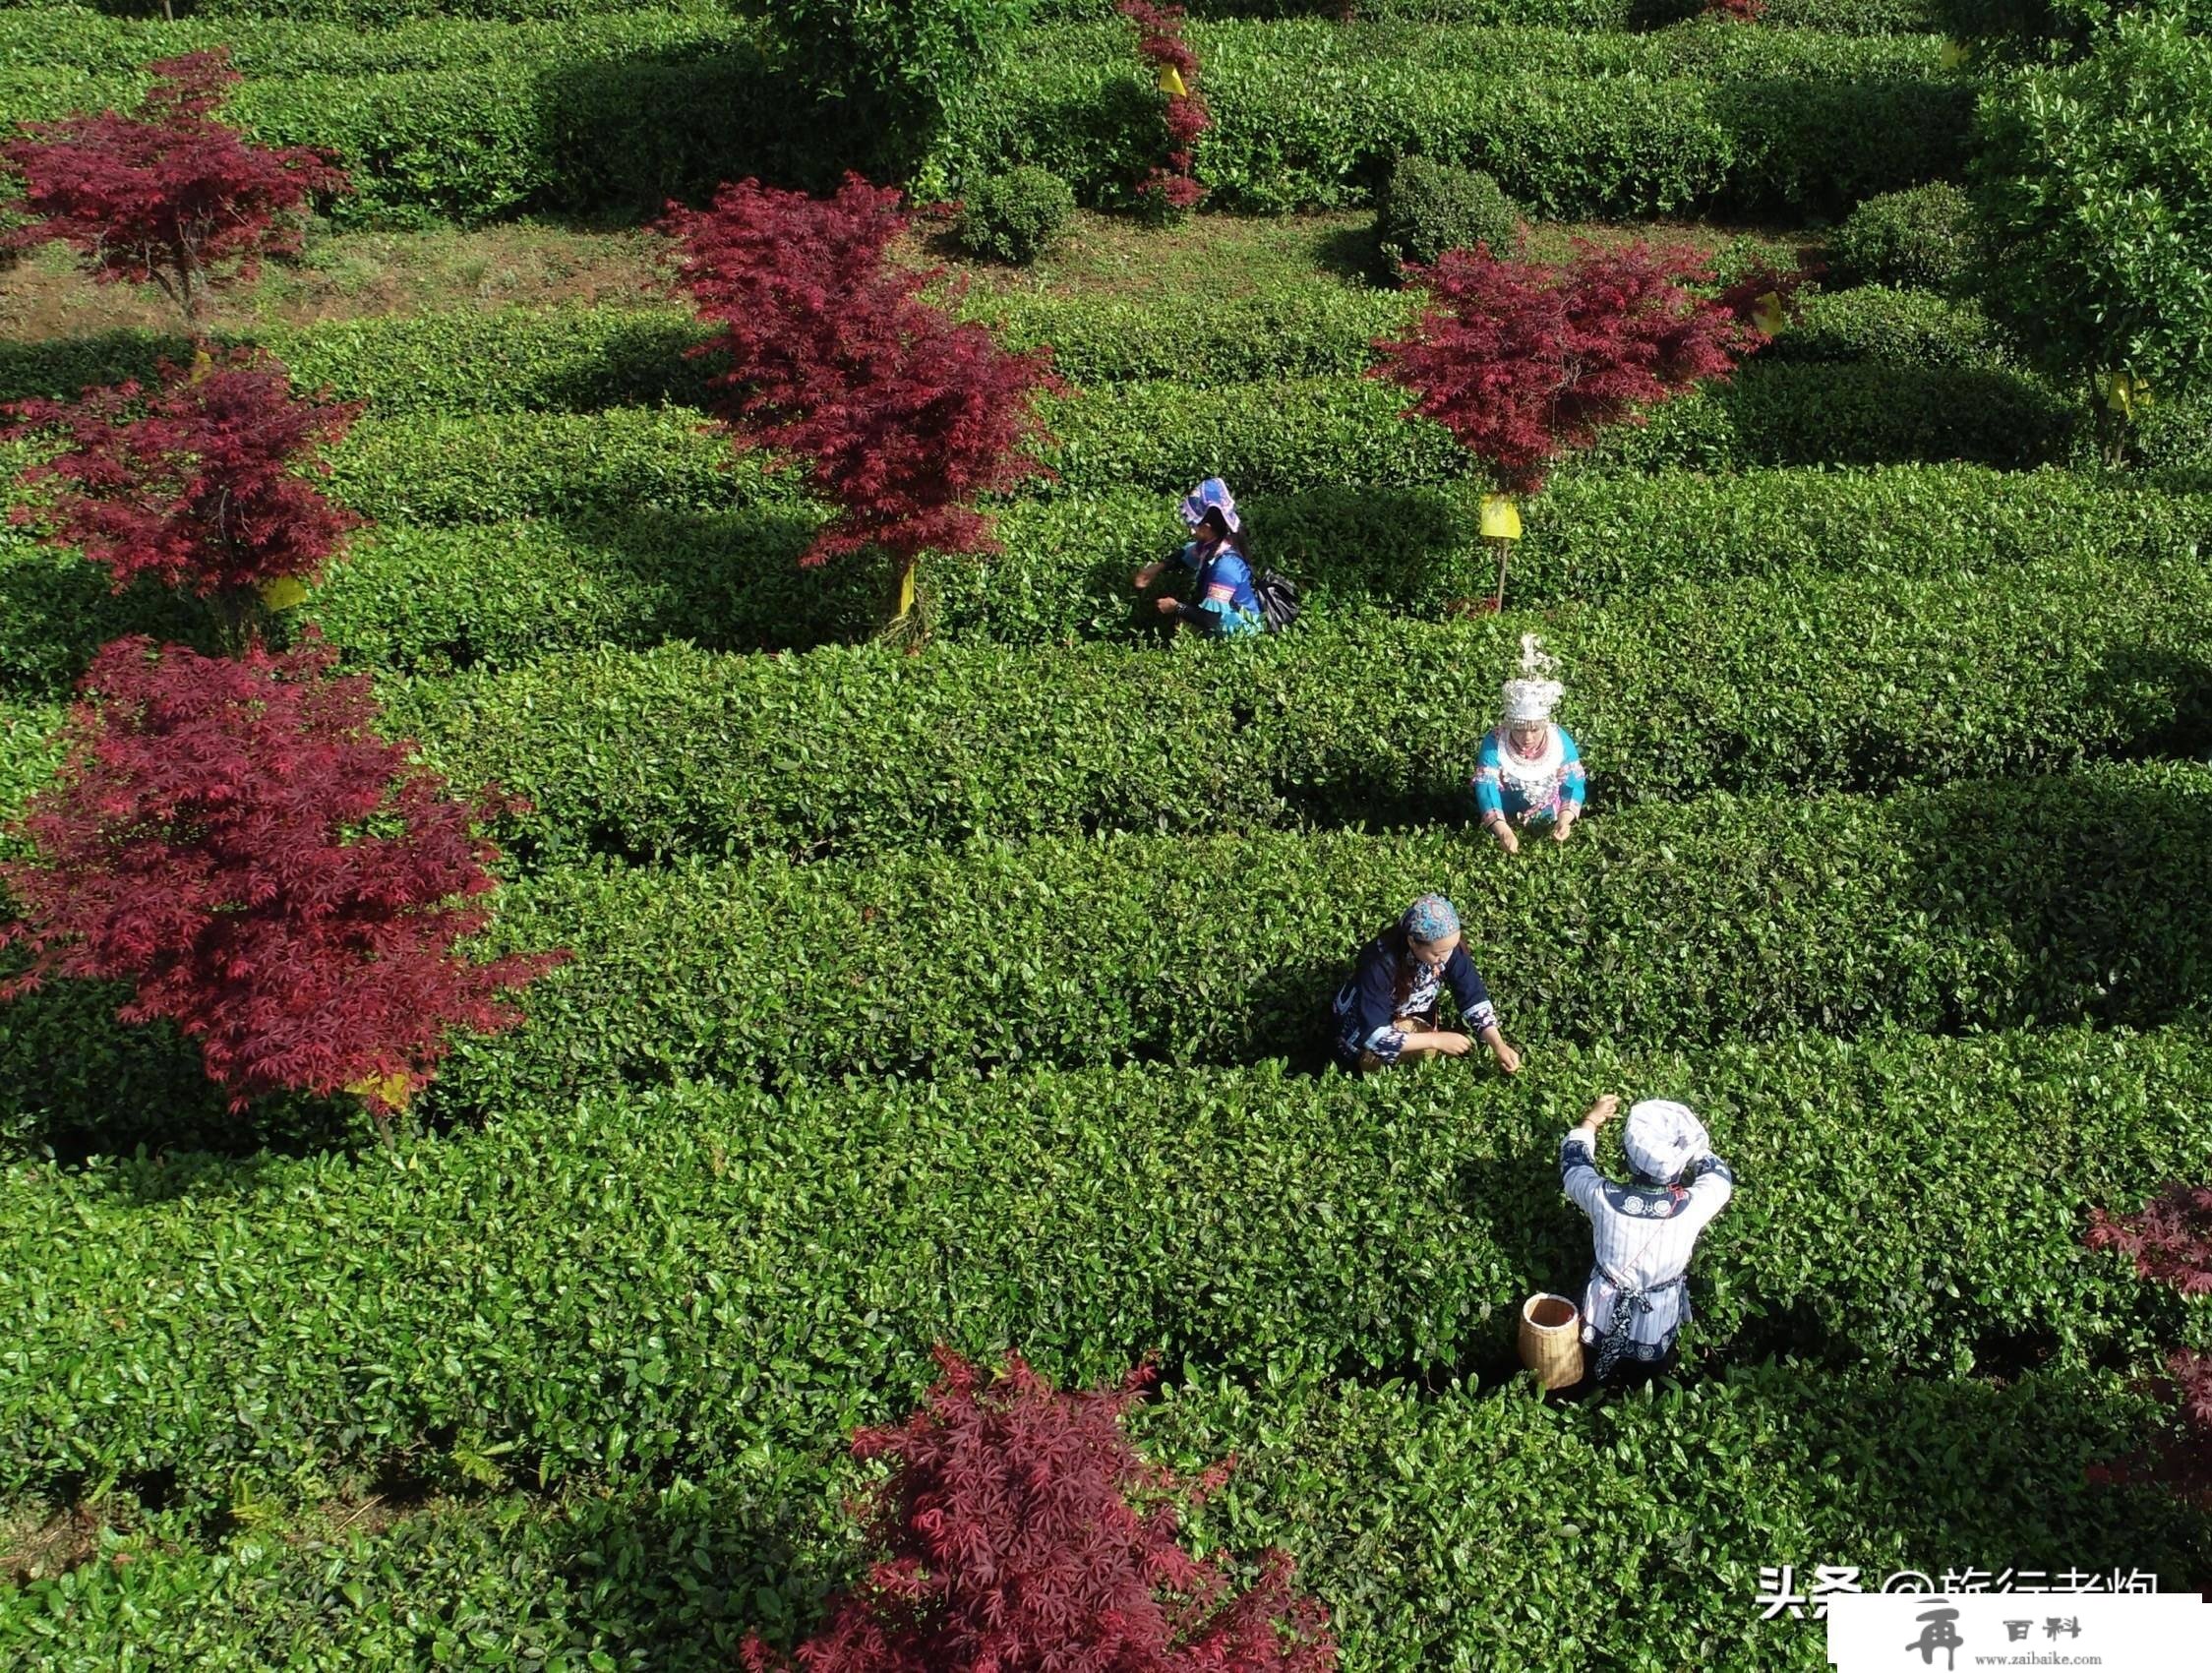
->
1158;64;1188;97
1479;494;1522;541
1940;39;1970;68
346;1071;413;1110
258;575;309;610
2107;371;2152;416
1751;290;1787;337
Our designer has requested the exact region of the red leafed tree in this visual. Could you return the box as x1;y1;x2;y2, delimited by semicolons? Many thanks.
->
1372;240;1770;495
3;347;361;615
745;1349;1336;1673
2;49;347;328
1118;2;1209;212
661;174;1060;624
0;633;563;1117
2086;1184;2212;1501
1704;0;1767;20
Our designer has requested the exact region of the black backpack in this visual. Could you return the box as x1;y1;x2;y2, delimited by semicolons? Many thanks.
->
1251;567;1301;633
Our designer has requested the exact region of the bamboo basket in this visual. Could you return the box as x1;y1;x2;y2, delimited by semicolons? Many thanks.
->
1519;1292;1584;1391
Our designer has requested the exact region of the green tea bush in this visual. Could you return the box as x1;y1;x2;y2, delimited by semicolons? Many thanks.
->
1771;285;2004;367
5;1027;2210;1511
1376;154;1525;271
955;164;1077;264
5;0;720;19
1042;0;1941;26
1974;16;2212;459
937;21;1968;214
0;1366;2188;1673
0;284;2013;410
5;464;2200;687
1828;182;1982;295
0;18;1965;219
389;548;2212;863
766;0;1040;182
0;8;756;75
0;47;794;223
207;367;2070;533
1927;0;2212;62
418;766;2212;1104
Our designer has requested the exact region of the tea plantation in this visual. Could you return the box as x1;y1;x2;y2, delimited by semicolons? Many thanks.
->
1;0;2209;1667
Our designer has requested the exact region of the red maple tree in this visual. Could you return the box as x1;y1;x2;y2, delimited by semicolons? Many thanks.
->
661;175;1060;619
1373;240;1770;494
746;1349;1335;1673
2086;1184;2212;1500
1118;1;1209;211
2;49;347;328
3;347;362;611
0;633;563;1117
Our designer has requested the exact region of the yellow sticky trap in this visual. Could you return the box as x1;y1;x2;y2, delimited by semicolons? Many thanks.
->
1479;495;1523;541
1940;39;1969;68
2107;371;2151;416
1751;290;1787;337
258;576;309;610
1158;64;1188;97
347;1071;413;1111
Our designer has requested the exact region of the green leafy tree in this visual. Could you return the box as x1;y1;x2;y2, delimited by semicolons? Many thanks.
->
763;0;1041;186
1972;14;2212;460
1931;0;2211;62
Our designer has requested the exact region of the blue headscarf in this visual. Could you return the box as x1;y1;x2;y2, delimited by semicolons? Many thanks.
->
1178;477;1241;535
1402;893;1460;945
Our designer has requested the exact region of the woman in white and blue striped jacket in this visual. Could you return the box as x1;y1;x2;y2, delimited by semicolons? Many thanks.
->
1560;1094;1736;1382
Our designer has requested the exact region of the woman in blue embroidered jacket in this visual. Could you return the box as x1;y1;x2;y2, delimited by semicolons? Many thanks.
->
1473;633;1586;855
1560;1095;1735;1382
1331;893;1522;1074
1132;477;1263;638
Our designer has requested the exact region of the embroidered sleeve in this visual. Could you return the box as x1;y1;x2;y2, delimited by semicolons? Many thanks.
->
1560;1130;1606;1217
1445;947;1497;1035
1560;729;1586;808
1472;733;1505;820
1347;942;1403;1060
1681;1152;1736;1230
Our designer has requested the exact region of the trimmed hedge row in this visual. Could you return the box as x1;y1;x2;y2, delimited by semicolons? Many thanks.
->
21;764;2212;1151
0;22;1962;219
418;764;2212;1106
14;463;2194;691
1033;364;2074;489
0;1367;2190;1673
283;366;2083;530
0;362;2051;554
938;21;1968;213
0;0;707;17
5;1024;2211;1513
0;286;2010;413
389;547;2212;864
0;50;793;224
0;7;754;74
1040;0;1940;27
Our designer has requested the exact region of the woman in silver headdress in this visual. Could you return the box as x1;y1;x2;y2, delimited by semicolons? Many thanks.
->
1132;477;1264;638
1472;634;1585;855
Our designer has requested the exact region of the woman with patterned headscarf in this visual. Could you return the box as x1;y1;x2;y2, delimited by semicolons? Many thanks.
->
1560;1094;1736;1382
1474;633;1585;854
1132;476;1264;638
1330;893;1522;1074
